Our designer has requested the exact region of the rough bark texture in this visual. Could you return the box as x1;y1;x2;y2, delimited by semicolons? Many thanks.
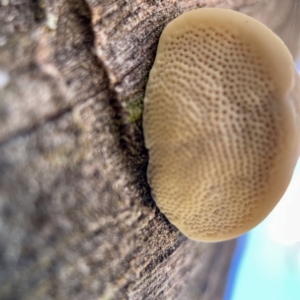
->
0;1;299;299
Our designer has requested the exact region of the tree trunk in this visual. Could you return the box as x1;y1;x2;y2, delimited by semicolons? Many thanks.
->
0;1;299;299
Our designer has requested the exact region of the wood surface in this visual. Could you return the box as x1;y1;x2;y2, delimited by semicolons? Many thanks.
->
0;0;299;299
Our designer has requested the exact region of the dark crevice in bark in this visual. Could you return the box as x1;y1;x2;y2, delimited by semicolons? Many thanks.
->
31;0;46;23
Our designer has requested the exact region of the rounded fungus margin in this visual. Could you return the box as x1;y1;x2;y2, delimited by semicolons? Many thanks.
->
143;8;300;242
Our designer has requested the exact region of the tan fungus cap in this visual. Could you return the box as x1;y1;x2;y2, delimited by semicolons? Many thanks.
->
143;8;300;242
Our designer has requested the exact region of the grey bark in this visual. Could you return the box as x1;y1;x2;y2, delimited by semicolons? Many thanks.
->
0;0;299;299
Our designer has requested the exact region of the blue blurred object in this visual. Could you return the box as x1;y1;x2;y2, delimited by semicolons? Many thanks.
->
223;234;248;300
224;59;300;300
297;58;300;70
225;160;300;300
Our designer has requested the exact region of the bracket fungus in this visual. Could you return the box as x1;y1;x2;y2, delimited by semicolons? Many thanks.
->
143;8;300;242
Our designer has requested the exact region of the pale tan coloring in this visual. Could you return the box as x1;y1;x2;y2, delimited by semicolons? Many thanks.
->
143;8;300;242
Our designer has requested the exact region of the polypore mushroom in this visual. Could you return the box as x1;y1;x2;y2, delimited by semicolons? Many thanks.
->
143;8;300;242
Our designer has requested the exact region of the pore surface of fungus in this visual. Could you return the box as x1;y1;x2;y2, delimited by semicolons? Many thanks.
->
143;8;300;242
